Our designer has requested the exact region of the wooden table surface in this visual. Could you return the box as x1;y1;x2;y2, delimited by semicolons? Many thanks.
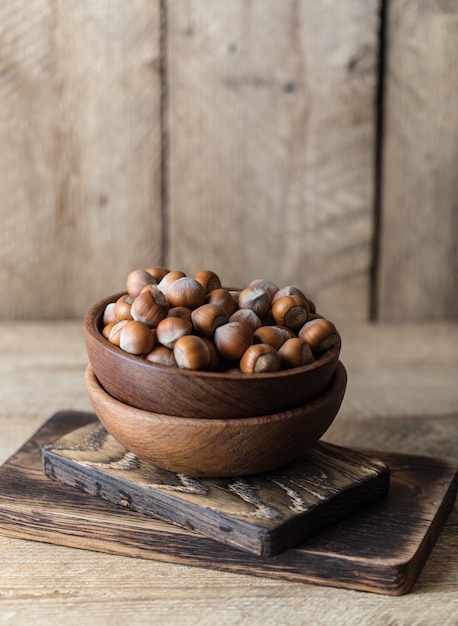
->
0;320;457;625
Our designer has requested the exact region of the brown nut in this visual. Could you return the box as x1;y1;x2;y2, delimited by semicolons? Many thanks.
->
131;285;169;327
307;312;324;321
157;270;186;295
239;343;281;374
126;269;157;297
278;337;314;369
275;326;296;342
200;337;221;371
253;325;289;350
247;278;279;299
229;308;262;331
298;318;338;354
167;306;193;322
229;290;241;304
102;321;117;339
114;294;135;321
119;320;156;355
166;277;206;309
103;302;118;325
306;298;316;314
156;316;193;349
193;270;222;294
214;321;254;361
271;295;309;330
191;303;228;338
145;345;177;367
173;335;211;370
206;288;237;317
146;267;170;283
237;281;276;318
107;320;129;346
272;285;307;303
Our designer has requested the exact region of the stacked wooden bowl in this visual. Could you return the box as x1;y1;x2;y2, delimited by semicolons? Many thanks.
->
84;294;346;477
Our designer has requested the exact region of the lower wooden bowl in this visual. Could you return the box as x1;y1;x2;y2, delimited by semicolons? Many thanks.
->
85;361;347;477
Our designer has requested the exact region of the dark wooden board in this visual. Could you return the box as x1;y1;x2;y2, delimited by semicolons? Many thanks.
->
41;421;390;556
0;411;456;595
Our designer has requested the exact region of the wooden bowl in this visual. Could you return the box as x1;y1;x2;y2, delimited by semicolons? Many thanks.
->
84;294;342;419
85;361;347;477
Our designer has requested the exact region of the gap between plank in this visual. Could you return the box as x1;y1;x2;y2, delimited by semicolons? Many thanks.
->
159;0;170;267
370;0;389;321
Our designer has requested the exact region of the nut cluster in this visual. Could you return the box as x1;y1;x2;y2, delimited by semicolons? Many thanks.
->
101;268;339;374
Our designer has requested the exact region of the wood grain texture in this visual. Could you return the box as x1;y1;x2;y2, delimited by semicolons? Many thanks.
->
166;0;379;322
0;411;456;596
42;420;389;556
0;1;163;319
0;320;457;623
377;0;458;321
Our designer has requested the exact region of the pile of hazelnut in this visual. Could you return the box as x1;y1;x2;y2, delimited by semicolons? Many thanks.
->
101;268;338;374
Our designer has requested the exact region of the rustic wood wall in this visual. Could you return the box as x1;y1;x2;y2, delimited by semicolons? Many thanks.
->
0;1;456;322
0;1;163;318
377;0;458;321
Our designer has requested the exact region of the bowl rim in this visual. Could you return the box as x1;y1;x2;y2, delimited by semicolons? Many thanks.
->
85;293;342;381
85;360;347;427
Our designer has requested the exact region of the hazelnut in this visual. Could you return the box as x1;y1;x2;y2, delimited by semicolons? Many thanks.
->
194;270;222;294
206;288;237;317
239;343;281;374
247;278;279;299
275;326;296;342
200;337;221;371
103;302;118;325
107;320;129;346
156;316;193;349
306;298;316;314
146;267;170;282
214;321;254;361
278;337;314;369
166;277;206;309
229;308;262;331
173;335;211;370
298;318;338;355
253;325;289;350
131;285;169;327
145;345;177;367
271;295;309;330
229;290;241;305
114;294;135;321
191;303;228;338
126;269;157;297
167;306;193;322
238;282;274;318
272;285;307;303
119;320;156;355
102;321;117;339
157;270;186;295
307;312;324;321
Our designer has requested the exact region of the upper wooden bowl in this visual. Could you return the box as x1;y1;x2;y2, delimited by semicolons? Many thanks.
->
85;361;347;477
84;293;341;419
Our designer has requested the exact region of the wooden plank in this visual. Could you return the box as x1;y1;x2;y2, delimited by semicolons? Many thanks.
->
0;411;456;596
165;0;379;321
377;0;458;321
0;1;163;319
42;421;389;556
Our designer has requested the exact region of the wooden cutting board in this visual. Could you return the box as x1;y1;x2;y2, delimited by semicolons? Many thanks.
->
41;419;390;556
0;411;456;595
